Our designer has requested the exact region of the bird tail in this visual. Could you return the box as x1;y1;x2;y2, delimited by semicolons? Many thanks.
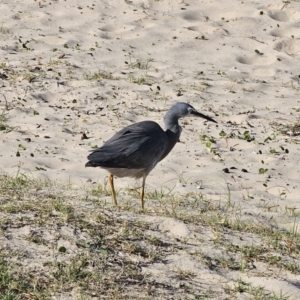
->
85;161;97;167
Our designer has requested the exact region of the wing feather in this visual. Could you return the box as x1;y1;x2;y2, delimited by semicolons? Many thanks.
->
86;121;168;170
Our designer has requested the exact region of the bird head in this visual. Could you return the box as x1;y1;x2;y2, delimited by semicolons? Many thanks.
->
168;102;217;123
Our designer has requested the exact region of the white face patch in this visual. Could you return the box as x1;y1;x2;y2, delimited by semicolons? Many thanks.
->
187;107;193;114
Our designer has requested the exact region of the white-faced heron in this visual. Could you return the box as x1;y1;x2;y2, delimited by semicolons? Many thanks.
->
85;102;217;209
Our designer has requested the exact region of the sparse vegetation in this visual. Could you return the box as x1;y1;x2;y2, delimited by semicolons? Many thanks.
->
1;172;300;299
83;69;114;80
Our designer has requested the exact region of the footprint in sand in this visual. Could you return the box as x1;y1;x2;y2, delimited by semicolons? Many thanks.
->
181;10;230;39
186;23;230;38
274;39;300;58
180;10;208;22
236;54;276;66
267;9;300;22
98;23;140;40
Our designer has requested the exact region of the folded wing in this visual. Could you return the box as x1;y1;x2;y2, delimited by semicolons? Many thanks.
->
86;121;168;170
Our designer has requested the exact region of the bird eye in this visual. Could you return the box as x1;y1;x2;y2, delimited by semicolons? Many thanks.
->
187;107;193;114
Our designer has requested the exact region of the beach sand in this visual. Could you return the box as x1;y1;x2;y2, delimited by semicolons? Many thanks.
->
1;0;300;298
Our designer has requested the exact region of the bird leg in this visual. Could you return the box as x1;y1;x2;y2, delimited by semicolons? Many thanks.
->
140;176;146;210
108;174;117;206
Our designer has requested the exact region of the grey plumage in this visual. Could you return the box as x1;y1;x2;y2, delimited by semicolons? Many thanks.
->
86;102;217;209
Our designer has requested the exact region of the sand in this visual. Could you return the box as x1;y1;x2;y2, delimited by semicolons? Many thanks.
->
1;0;300;298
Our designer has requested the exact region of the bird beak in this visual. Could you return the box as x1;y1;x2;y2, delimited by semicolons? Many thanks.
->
191;110;217;123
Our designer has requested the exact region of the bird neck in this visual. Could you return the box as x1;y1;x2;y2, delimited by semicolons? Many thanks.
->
160;108;182;161
159;127;181;162
164;110;179;131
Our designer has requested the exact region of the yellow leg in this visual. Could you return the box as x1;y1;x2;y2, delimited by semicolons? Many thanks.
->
108;174;117;206
140;176;146;210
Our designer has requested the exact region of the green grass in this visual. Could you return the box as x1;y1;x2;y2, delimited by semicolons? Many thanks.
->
0;173;299;299
83;70;114;81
